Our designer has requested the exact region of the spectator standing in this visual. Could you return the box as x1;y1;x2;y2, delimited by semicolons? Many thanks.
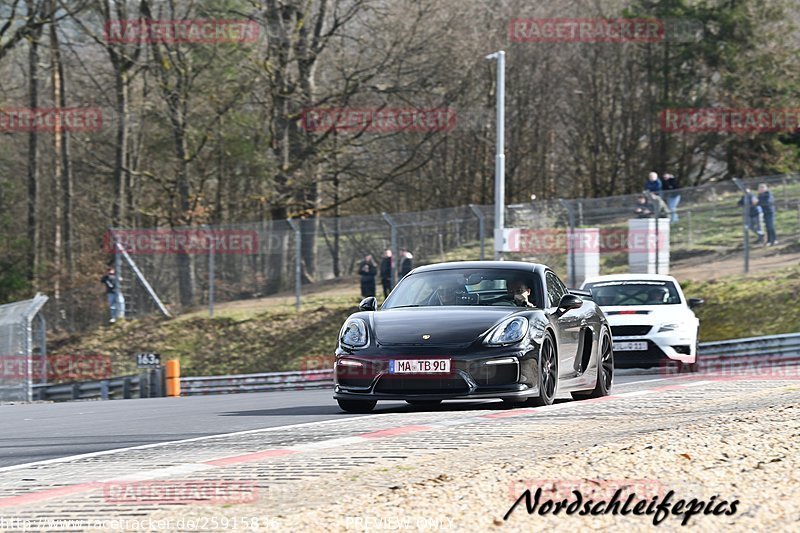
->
645;171;662;194
358;254;377;298
757;183;777;245
399;248;414;278
379;249;393;298
100;267;124;323
738;193;765;244
662;173;681;223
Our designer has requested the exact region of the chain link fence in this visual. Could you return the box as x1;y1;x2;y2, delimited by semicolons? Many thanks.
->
0;294;48;402
25;172;800;336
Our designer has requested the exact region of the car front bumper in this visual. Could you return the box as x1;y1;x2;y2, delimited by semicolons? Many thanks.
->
612;329;696;367
333;346;540;401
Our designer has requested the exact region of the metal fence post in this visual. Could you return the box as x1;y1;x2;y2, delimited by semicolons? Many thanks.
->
733;178;749;273
558;199;577;288
469;204;486;260
797;201;800;235
112;229;123;319
286;219;302;311
205;224;215;318
654;198;661;274
687;210;693;246
382;213;398;286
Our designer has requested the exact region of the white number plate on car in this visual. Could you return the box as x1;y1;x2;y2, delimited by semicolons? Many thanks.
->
613;341;648;352
389;359;451;374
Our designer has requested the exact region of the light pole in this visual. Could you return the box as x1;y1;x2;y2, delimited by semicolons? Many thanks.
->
486;50;505;260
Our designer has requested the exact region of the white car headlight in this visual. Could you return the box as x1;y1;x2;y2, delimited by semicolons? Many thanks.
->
484;317;529;346
340;318;369;349
658;323;680;332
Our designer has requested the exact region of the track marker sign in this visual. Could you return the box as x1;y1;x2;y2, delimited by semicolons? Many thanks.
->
136;353;161;368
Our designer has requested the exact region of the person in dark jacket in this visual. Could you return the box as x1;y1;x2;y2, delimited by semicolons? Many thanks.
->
399;249;414;278
379;249;393;298
757;183;777;245
645;171;662;194
358;254;377;298
633;194;654;218
662;173;681;223
738;192;765;244
100;267;124;323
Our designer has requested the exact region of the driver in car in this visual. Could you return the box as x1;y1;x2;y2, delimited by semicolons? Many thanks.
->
431;280;462;306
507;279;536;308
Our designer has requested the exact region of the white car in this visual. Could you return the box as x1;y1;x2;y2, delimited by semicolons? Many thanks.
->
580;274;703;371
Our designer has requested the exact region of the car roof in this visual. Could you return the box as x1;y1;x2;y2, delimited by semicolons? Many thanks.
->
583;274;679;284
410;261;544;274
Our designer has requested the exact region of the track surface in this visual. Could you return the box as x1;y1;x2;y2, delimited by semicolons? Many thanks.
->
0;372;659;468
0;367;797;532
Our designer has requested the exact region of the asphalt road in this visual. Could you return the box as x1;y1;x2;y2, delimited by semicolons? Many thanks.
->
0;372;660;468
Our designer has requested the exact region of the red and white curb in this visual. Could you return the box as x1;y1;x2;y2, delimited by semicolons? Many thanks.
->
0;379;724;510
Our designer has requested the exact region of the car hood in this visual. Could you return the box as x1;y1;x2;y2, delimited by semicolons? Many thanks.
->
373;307;519;346
599;305;695;326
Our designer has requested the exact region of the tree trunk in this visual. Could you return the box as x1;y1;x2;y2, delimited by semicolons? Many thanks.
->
51;15;73;285
111;67;128;227
26;11;42;286
50;12;63;321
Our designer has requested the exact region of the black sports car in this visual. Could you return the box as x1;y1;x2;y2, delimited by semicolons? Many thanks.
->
333;261;614;413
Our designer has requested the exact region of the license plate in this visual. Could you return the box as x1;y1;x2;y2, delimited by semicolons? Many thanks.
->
613;341;648;352
389;359;451;374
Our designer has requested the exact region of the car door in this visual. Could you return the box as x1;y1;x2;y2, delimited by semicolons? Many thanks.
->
545;271;582;378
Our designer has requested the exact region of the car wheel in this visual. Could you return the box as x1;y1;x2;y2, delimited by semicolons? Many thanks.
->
405;399;442;407
572;327;614;400
681;328;700;373
337;399;377;413
524;330;557;407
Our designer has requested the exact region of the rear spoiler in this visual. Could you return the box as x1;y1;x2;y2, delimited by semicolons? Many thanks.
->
569;288;592;300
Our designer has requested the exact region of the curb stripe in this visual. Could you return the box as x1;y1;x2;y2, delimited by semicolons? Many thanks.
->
204;449;297;467
360;425;431;439
0;376;743;509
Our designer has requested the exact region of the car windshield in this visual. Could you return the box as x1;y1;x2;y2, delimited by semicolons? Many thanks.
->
382;268;541;309
583;280;681;306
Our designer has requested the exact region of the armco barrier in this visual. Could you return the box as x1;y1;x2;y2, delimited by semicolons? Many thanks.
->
32;375;142;401
179;369;333;396
20;332;800;401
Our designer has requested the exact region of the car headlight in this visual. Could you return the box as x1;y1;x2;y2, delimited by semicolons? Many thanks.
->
340;318;369;349
658;323;680;332
484;317;529;346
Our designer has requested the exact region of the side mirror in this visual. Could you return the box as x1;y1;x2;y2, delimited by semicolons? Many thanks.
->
688;298;704;309
557;293;583;312
358;296;377;312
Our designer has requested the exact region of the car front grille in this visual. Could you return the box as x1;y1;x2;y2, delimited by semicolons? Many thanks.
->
611;325;652;337
374;375;469;394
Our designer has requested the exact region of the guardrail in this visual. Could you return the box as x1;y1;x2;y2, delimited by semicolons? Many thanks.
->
180;369;333;396
33;375;141;401
24;332;800;401
699;332;800;358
